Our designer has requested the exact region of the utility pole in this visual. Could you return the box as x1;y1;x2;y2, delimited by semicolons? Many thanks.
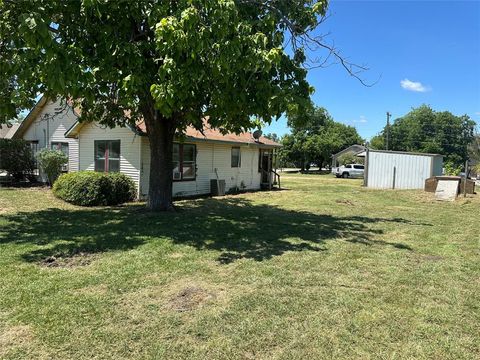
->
386;112;391;151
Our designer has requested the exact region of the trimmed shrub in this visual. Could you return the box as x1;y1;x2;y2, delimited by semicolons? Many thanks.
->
0;139;35;180
53;171;136;206
37;149;68;185
107;172;138;205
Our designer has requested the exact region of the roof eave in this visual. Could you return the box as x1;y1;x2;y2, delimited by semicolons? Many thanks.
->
64;120;85;138
12;96;48;139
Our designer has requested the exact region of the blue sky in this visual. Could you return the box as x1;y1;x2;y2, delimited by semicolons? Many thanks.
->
262;0;480;140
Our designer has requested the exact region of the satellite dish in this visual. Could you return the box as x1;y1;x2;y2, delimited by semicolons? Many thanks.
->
253;129;262;140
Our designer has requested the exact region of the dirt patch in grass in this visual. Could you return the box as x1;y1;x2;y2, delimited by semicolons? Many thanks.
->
167;252;185;259
118;278;228;319
335;199;355;206
0;206;11;214
410;254;444;263
420;254;444;262
0;324;33;357
168;286;217;312
39;252;97;268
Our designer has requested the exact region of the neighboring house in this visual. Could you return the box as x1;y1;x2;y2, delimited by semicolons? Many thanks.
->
0;123;19;139
65;119;281;199
365;149;443;189
331;144;366;168
9;97;80;179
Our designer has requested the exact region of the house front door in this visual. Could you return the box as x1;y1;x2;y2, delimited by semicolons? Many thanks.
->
260;150;272;183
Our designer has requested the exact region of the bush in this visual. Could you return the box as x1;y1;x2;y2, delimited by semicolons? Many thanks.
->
444;161;462;176
37;149;68;185
0;139;35;180
53;171;136;206
107;172;138;205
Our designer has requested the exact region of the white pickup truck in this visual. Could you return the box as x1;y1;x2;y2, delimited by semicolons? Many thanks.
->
332;164;365;178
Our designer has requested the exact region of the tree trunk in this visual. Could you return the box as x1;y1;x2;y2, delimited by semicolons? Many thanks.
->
144;112;176;211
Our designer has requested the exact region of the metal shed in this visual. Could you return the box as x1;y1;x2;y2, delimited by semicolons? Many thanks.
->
365;149;443;189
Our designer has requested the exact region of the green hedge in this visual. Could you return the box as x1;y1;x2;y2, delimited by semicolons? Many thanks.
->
0;138;35;180
52;171;136;206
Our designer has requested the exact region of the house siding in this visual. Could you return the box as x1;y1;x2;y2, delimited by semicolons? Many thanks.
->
78;123;142;197
76;123;271;199
140;138;262;198
21;100;79;176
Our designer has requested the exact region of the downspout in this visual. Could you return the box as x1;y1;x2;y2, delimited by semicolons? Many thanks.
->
46;119;49;148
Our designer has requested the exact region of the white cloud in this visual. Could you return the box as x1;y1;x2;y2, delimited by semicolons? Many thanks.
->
400;79;430;92
352;115;367;124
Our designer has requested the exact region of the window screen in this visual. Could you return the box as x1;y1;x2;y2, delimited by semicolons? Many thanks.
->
231;147;241;168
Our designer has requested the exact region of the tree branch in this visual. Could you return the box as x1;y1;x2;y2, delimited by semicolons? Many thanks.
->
236;0;378;87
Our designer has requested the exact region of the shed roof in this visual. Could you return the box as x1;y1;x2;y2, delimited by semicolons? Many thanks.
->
332;144;366;158
368;149;443;158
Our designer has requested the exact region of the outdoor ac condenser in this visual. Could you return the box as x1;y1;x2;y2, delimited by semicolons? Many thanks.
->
210;179;226;196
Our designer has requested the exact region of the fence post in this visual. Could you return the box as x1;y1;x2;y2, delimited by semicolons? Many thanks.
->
392;166;396;190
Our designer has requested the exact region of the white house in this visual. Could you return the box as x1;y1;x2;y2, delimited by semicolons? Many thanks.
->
9;97;80;178
0;123;19;139
365;149;443;189
65;119;281;199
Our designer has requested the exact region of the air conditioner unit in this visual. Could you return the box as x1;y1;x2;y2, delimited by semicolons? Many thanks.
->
173;171;182;180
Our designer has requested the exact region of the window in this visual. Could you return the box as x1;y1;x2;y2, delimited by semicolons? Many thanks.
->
51;142;69;156
173;143;196;181
231;147;241;168
345;164;352;169
94;140;120;172
26;141;39;170
353;165;364;169
51;142;70;171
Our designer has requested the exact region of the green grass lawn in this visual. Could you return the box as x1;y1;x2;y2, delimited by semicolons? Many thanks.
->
0;174;479;359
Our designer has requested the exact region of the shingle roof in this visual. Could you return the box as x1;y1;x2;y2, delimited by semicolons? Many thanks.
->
135;120;281;147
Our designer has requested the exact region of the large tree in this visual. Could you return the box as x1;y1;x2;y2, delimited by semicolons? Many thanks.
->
370;105;476;166
0;0;340;210
281;106;363;170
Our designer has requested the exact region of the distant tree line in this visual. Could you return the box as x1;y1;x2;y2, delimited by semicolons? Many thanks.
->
370;105;476;168
277;106;363;170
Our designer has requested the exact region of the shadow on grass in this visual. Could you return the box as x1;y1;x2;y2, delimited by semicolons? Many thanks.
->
0;197;417;264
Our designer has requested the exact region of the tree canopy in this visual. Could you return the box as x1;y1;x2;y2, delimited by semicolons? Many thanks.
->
370;105;476;166
0;0;332;210
280;106;363;169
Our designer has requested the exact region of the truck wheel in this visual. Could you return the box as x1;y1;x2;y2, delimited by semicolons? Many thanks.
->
342;172;349;178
